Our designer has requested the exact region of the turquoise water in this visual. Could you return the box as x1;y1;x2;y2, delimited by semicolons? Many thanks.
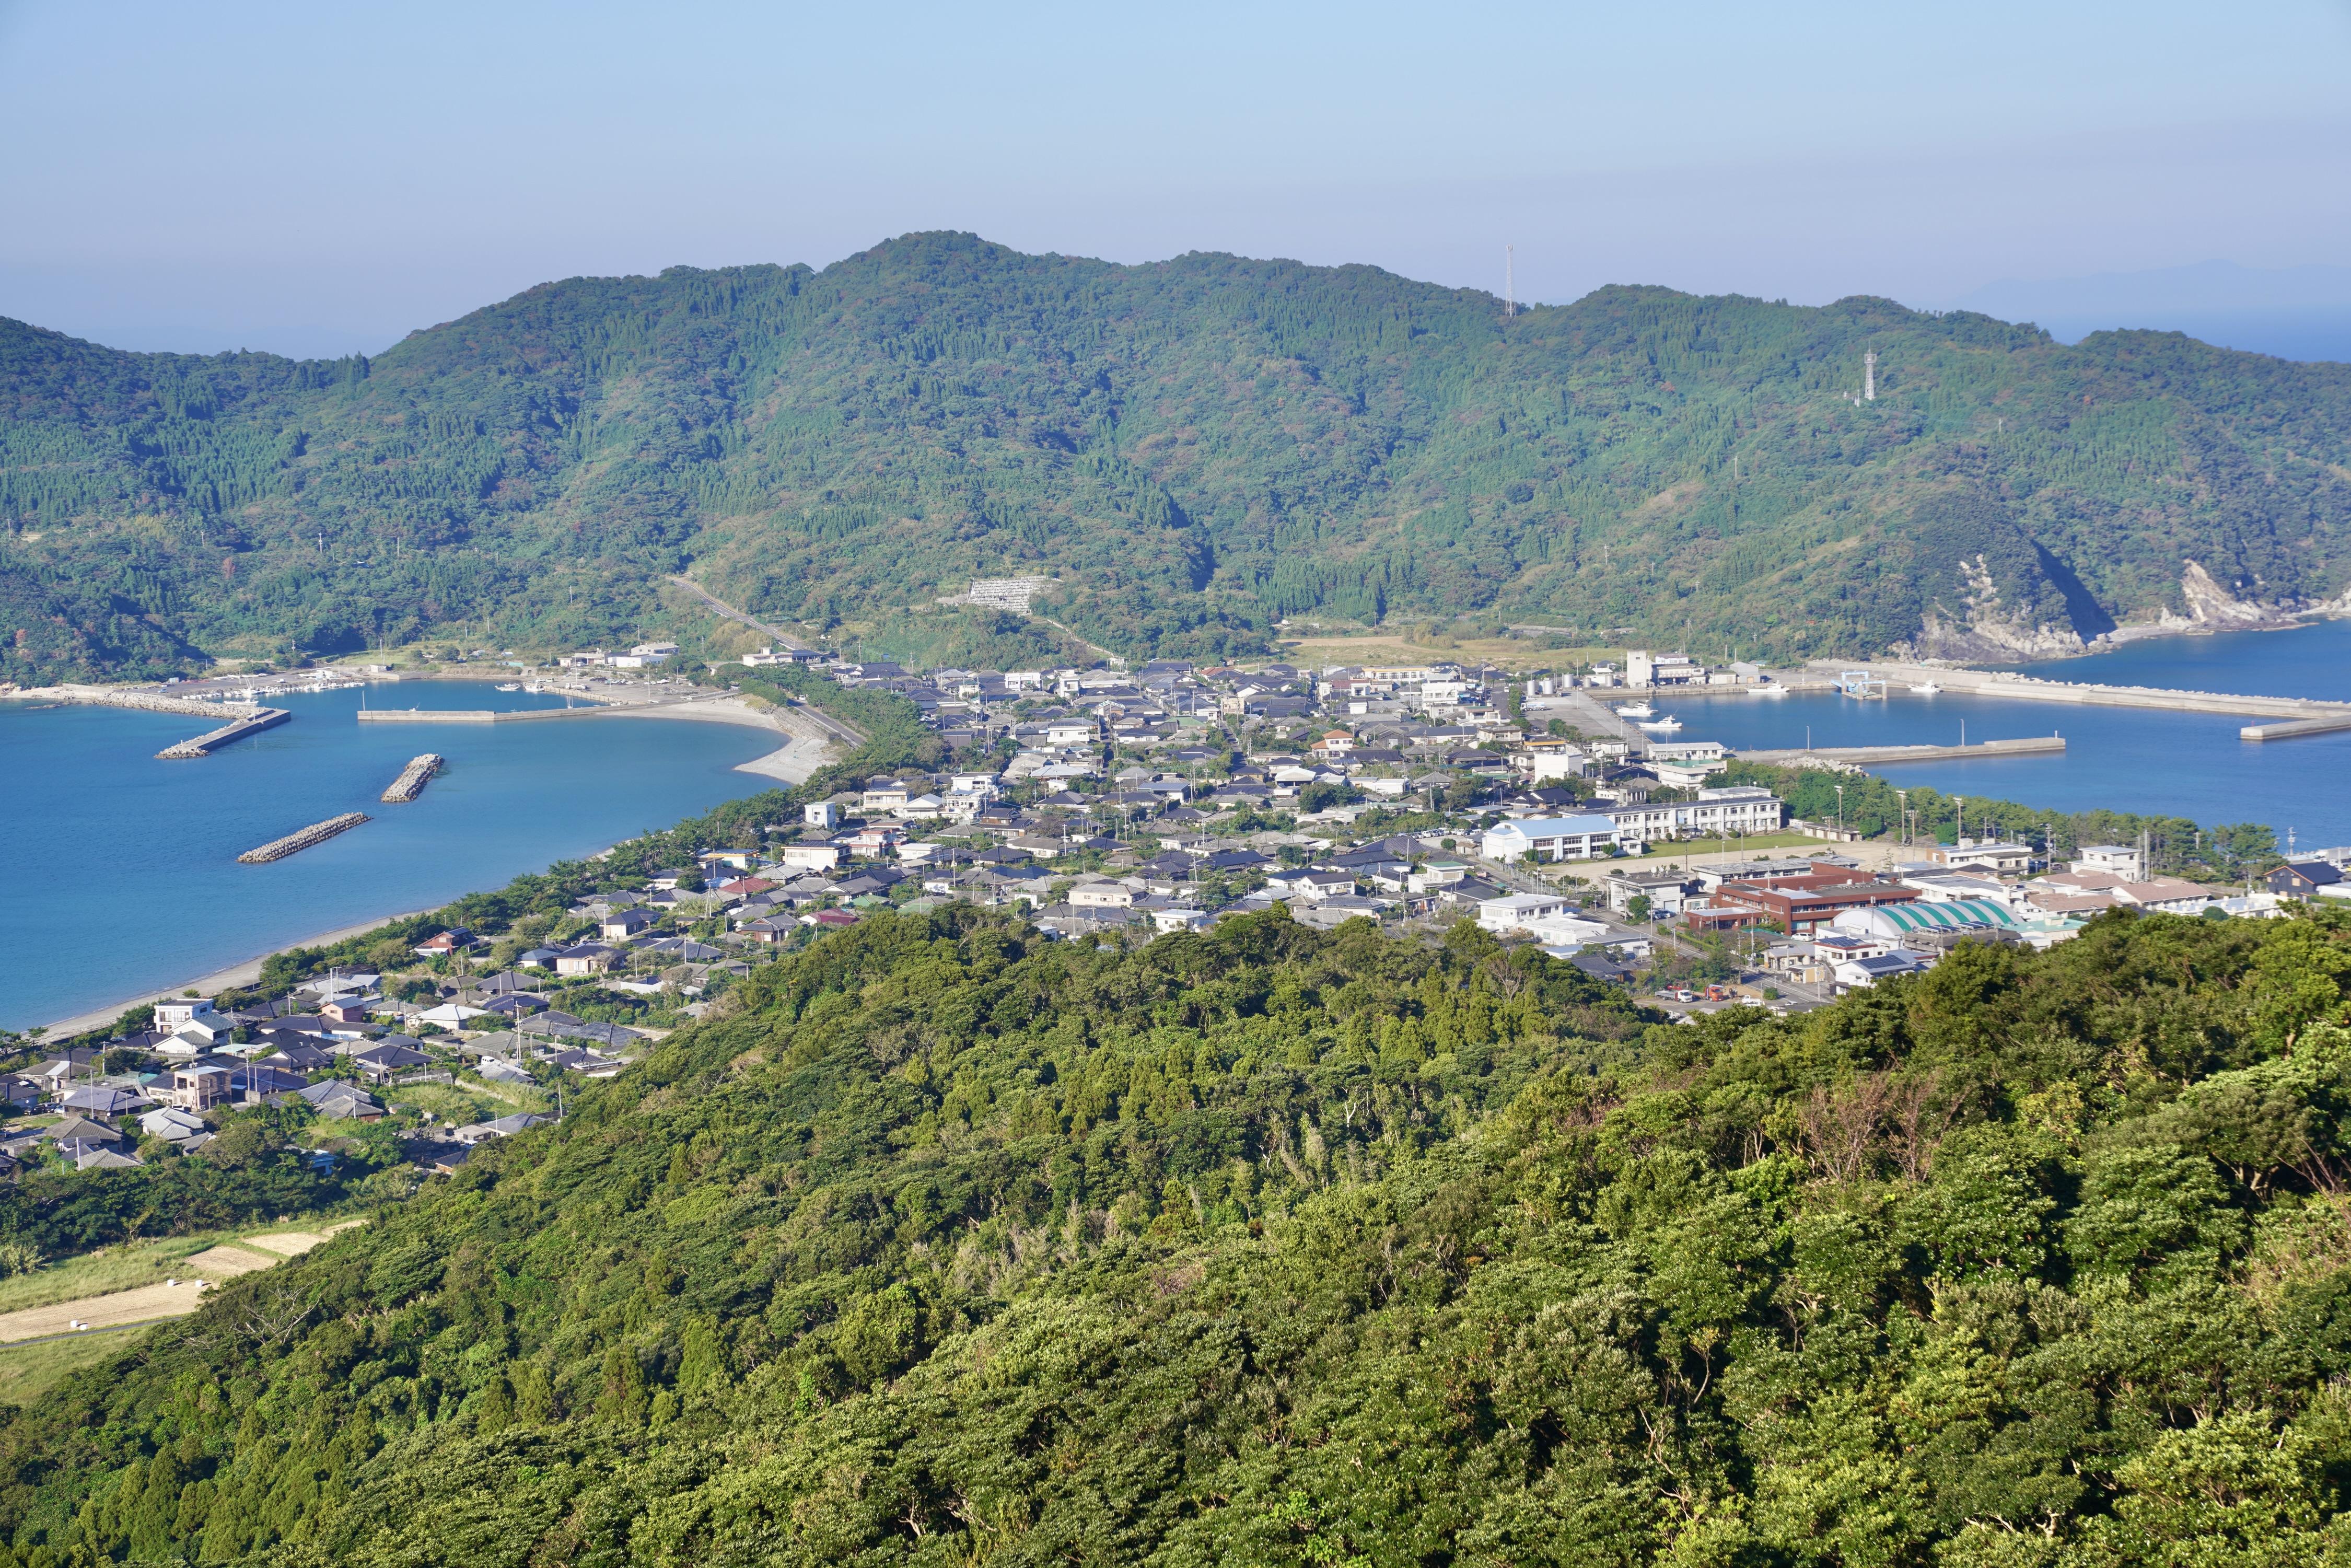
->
0;684;778;1029
1648;620;2351;852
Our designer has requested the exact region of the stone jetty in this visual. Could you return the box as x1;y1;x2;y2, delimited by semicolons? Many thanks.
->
238;813;369;864
381;754;444;802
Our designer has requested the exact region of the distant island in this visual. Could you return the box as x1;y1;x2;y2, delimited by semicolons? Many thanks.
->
4;231;2349;687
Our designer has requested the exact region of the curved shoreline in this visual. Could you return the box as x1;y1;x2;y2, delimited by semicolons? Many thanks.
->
20;691;839;1041
36;910;436;1042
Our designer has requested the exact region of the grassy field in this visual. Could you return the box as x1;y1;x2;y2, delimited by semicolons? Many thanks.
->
1276;633;1625;672
0;1216;368;1318
0;1233;239;1316
1626;831;1834;857
0;1329;138;1406
387;1077;549;1126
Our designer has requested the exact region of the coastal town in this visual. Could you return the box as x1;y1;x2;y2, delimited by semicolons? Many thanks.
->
8;635;2343;1192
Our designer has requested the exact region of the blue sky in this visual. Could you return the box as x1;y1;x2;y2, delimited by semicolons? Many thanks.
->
3;0;2348;356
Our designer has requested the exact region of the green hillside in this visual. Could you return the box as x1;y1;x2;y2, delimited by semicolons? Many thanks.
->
6;232;2351;681
5;907;2351;1564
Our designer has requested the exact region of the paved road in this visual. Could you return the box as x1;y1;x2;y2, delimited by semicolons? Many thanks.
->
664;577;866;750
666;574;810;650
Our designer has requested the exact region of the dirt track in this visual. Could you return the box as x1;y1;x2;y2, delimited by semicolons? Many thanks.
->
0;1221;364;1344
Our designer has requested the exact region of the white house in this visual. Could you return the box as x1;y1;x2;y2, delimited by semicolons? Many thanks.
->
1483;815;1619;863
1294;869;1357;901
1522;913;1613;950
1477;892;1577;934
782;843;843;872
2073;844;2145;880
153;997;216;1029
1529;749;1591;784
805;800;842;830
1601;868;1699;915
1044;721;1097;748
1834;953;1927;990
1934;841;2034;875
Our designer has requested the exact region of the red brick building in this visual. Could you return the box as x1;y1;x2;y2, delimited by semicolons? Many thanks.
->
1686;873;1919;935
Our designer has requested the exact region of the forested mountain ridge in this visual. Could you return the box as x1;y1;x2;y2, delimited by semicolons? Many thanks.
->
7;905;2351;1564
6;230;2351;681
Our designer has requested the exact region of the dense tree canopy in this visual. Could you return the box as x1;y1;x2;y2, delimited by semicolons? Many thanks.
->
6;233;2349;680
7;902;2351;1565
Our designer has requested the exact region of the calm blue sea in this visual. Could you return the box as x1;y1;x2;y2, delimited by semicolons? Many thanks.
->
0;683;779;1029
1666;620;2351;853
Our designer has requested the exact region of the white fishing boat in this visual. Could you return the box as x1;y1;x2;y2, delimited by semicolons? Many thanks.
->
1636;714;1683;732
523;682;545;693
1614;700;1656;719
1748;681;1788;697
1910;681;1943;695
495;683;522;692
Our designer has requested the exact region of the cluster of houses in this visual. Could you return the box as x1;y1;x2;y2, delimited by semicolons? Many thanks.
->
1594;838;2296;998
8;933;677;1173
44;641;2314;1164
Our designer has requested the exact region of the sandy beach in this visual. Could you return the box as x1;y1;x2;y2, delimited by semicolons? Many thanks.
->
38;910;438;1041
569;692;836;784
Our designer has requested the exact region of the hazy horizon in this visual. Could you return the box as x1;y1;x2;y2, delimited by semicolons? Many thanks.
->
5;0;2347;361
8;240;2351;367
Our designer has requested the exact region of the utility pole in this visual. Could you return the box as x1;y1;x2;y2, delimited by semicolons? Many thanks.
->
1895;788;1908;849
1504;245;1515;319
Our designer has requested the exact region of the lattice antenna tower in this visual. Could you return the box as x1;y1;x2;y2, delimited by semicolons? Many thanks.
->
1864;346;1877;401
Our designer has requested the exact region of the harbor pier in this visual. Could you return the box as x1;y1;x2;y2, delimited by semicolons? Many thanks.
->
1809;660;2351;736
155;707;290;759
1740;736;2067;768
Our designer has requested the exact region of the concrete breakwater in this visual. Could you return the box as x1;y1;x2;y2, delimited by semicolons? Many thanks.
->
1816;660;2351;726
381;754;443;803
356;704;620;725
357;708;502;723
238;813;369;864
59;687;257;721
2238;714;2351;742
156;708;289;759
1740;735;2068;768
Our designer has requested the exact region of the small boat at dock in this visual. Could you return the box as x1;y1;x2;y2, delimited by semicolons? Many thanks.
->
495;683;522;692
1637;714;1683;732
1614;701;1656;719
1910;682;1943;695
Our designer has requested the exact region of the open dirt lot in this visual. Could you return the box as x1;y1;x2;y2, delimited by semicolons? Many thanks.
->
0;1220;363;1344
